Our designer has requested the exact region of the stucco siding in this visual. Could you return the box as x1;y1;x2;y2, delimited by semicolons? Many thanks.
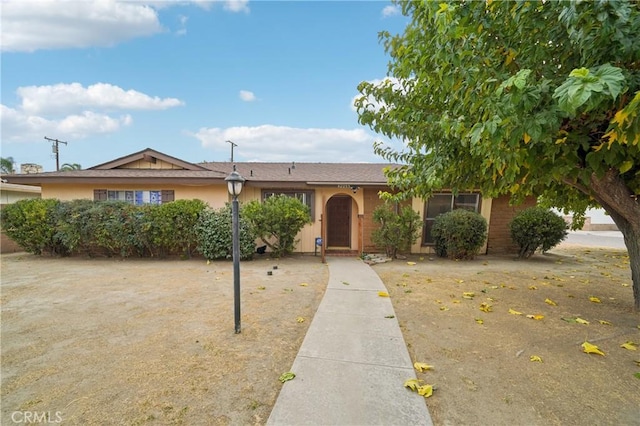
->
42;183;229;207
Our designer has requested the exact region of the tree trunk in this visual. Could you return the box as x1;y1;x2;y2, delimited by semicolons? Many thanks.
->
617;220;640;311
585;169;640;311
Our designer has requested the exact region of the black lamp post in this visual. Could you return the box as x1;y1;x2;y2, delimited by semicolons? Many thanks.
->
225;165;245;334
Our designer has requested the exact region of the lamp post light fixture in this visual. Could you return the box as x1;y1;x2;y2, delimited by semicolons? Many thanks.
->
225;165;245;334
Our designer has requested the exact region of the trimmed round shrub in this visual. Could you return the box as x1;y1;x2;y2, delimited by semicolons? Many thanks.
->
509;207;568;258
431;209;487;260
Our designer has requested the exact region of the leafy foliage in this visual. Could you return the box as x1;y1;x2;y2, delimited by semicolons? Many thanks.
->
196;204;256;261
510;207;568;259
431;209;487;260
1;199;211;259
371;203;421;258
243;195;311;258
355;0;640;308
1;198;61;255
59;163;82;171
1;156;15;174
142;200;206;258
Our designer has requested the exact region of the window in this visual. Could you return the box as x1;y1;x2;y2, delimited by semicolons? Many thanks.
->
262;190;315;221
422;193;481;245
93;189;174;205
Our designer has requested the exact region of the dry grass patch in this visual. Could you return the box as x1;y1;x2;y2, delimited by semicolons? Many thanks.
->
373;245;640;426
1;254;327;425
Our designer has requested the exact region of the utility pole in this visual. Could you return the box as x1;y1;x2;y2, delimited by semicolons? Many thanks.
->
45;136;67;171
226;140;237;163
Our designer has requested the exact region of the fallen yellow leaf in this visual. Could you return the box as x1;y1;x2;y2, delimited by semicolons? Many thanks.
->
509;308;523;315
407;261;417;266
279;372;296;383
479;302;492;313
528;285;537;290
545;298;557;306
404;378;434;398
621;341;637;351
414;362;434;372
418;384;434;398
463;292;475;299
576;317;590;325
582;341;605;356
475;318;484;324
299;282;308;287
439;306;449;311
456;279;465;284
404;378;422;391
378;291;390;297
589;296;601;303
257;286;266;290
526;314;544;320
296;317;305;323
530;355;543;362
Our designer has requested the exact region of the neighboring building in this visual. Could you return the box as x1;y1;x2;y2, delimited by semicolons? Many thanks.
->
2;148;535;256
0;181;42;253
20;163;44;174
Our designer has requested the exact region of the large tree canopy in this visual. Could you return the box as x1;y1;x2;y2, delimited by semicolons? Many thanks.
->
356;0;640;309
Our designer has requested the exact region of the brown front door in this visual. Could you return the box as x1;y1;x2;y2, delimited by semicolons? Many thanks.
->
326;196;351;247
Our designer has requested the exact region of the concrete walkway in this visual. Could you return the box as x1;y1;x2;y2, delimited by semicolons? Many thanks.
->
267;257;433;426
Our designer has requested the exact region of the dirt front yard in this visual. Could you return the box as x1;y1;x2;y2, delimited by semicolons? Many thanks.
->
1;254;328;425
373;244;640;425
2;244;639;425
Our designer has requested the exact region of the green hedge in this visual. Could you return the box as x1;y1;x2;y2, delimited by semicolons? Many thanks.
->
371;203;422;258
196;204;256;261
509;207;568;258
242;195;311;258
1;199;258;260
1;198;61;255
432;209;487;260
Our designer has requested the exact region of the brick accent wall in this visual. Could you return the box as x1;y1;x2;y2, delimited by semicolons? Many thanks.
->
1;231;23;254
486;195;537;254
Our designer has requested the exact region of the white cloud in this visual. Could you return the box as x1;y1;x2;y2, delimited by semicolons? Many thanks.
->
2;82;181;142
222;0;249;13
17;83;184;115
190;124;382;162
239;90;256;102
1;104;132;142
382;5;400;18
351;77;405;113
176;14;188;36
0;0;249;52
0;0;163;52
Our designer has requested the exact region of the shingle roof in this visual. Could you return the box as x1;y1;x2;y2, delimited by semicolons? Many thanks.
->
1;148;400;187
201;162;398;185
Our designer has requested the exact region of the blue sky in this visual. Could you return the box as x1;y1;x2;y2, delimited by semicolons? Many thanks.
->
1;0;409;171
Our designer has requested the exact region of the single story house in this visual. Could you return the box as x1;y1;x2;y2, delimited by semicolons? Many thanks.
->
3;148;535;256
